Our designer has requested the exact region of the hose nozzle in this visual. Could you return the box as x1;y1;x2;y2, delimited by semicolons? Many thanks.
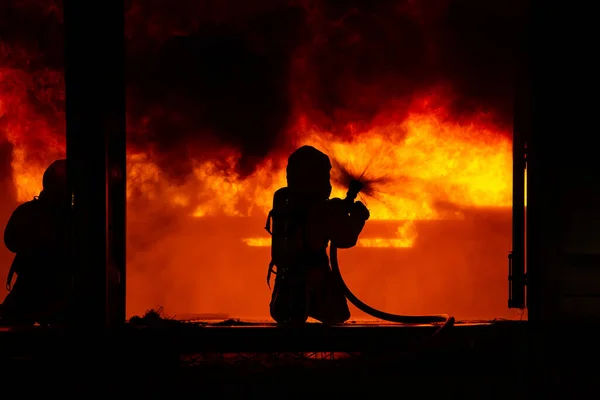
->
345;179;363;203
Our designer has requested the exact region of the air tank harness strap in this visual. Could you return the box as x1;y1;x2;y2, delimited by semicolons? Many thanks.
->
265;210;276;289
265;210;273;235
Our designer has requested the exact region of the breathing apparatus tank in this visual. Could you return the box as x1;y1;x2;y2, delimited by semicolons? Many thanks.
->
265;187;309;324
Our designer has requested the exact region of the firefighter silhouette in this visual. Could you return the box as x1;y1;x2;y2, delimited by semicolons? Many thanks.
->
266;146;370;325
0;159;71;325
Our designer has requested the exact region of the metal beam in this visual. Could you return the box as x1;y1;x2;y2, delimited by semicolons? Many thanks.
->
509;12;530;310
64;1;126;329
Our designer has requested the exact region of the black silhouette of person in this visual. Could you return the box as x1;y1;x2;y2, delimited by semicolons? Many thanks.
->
0;159;71;326
267;146;370;325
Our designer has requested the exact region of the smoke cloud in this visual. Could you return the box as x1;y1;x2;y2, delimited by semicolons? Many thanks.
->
1;0;523;179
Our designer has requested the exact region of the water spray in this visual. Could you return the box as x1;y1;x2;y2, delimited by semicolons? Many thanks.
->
329;162;455;330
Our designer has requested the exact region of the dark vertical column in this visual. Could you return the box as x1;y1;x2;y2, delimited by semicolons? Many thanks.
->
64;1;126;329
528;1;600;323
508;1;535;312
509;18;529;309
527;0;566;324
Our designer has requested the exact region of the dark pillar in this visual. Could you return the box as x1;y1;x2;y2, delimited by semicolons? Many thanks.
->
509;14;530;310
64;1;126;329
527;1;600;323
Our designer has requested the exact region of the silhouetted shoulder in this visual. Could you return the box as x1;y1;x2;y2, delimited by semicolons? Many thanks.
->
327;197;344;205
309;198;348;223
13;200;39;216
4;199;42;253
322;198;346;214
10;199;42;219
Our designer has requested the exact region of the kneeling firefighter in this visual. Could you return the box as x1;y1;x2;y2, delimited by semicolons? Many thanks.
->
265;146;370;325
0;159;71;325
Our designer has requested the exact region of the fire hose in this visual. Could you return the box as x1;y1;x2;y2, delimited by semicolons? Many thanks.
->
329;244;454;333
329;179;455;334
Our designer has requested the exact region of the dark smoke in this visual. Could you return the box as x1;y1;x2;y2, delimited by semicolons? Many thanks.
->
0;0;524;181
291;0;523;134
126;4;307;177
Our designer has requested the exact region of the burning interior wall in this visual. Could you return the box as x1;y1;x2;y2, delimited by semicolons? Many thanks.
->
0;0;525;321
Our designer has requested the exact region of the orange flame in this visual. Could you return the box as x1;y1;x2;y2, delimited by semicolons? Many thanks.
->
4;98;513;248
123;106;512;227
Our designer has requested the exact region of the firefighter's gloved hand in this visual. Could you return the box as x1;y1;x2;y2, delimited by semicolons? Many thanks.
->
350;201;370;221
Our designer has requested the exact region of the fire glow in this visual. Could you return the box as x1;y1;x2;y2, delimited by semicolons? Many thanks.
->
7;106;512;249
1;90;514;319
0;0;523;321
